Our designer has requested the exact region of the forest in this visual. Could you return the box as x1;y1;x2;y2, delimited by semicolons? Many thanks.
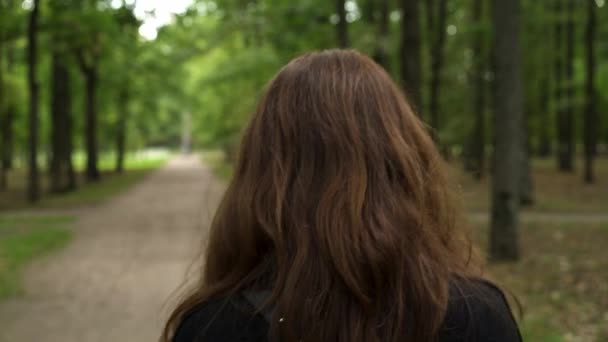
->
0;0;607;341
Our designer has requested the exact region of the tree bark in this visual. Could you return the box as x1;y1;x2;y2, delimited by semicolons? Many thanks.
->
538;76;551;157
115;87;128;173
520;118;534;205
27;0;41;202
0;28;5;190
372;0;390;69
558;0;575;171
336;0;349;48
83;67;100;181
489;0;523;262
400;0;422;112
554;0;565;169
50;52;76;192
465;0;486;180
0;38;16;191
428;0;448;137
583;0;596;183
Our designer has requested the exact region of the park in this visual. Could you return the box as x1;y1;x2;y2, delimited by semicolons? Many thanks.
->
0;0;607;341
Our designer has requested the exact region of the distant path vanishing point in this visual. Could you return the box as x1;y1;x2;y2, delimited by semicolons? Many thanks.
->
0;155;224;342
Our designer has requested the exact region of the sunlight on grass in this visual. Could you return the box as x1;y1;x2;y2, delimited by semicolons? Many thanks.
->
0;216;74;299
0;150;170;210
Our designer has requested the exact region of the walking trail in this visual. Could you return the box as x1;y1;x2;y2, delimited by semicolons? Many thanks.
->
0;156;224;342
1;156;607;342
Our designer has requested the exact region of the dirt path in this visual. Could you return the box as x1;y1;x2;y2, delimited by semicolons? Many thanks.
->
0;156;224;342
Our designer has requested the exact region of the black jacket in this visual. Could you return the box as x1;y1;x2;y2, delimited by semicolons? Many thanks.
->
173;280;522;342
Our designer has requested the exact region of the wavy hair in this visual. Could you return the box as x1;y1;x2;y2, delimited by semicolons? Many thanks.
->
162;49;484;342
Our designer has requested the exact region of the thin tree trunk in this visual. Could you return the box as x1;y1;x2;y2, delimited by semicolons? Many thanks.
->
400;0;422;112
50;52;75;192
565;0;575;170
554;0;565;170
538;76;551;157
467;0;486;180
1;37;16;190
520;118;534;205
489;0;523;262
115;87;128;173
373;0;390;69
27;0;41;202
583;0;596;183
0;30;5;190
428;0;447;137
84;68;100;181
558;0;575;171
336;0;349;48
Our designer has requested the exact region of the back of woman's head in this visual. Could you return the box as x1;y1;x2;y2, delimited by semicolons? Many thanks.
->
164;49;480;342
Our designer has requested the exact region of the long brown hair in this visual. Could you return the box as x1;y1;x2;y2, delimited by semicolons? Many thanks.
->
162;49;484;342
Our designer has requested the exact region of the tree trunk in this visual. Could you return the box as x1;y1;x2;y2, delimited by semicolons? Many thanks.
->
27;0;41;202
373;0;390;69
428;0;448;138
84;68;100;181
520;118;534;205
538;76;551;157
554;0;566;170
400;0;422;112
489;0;523;262
466;0;486;180
115;87;128;173
336;0;349;48
583;0;596;183
0;31;5;190
50;52;75;192
558;0;575;172
0;37;16;190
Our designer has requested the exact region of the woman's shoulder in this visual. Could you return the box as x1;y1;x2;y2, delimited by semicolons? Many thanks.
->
440;278;522;342
172;279;522;342
172;295;268;342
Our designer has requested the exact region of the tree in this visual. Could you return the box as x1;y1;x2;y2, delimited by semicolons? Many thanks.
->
428;0;448;138
49;53;76;192
76;48;101;182
464;0;487;180
372;0;390;69
49;1;77;193
0;5;5;190
116;87;128;173
400;0;422;111
27;0;41;202
336;0;349;48
0;0;17;191
556;0;574;172
583;0;597;183
489;0;524;261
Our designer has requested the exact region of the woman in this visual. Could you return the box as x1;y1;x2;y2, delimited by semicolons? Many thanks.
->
163;50;522;342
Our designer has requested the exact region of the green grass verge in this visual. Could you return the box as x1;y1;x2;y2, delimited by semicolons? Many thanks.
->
200;150;234;181
39;156;169;208
0;216;74;299
1;152;170;210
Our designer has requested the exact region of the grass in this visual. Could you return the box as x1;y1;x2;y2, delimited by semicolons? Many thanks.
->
483;222;608;342
0;150;170;211
451;157;608;213
0;215;74;299
201;150;234;181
